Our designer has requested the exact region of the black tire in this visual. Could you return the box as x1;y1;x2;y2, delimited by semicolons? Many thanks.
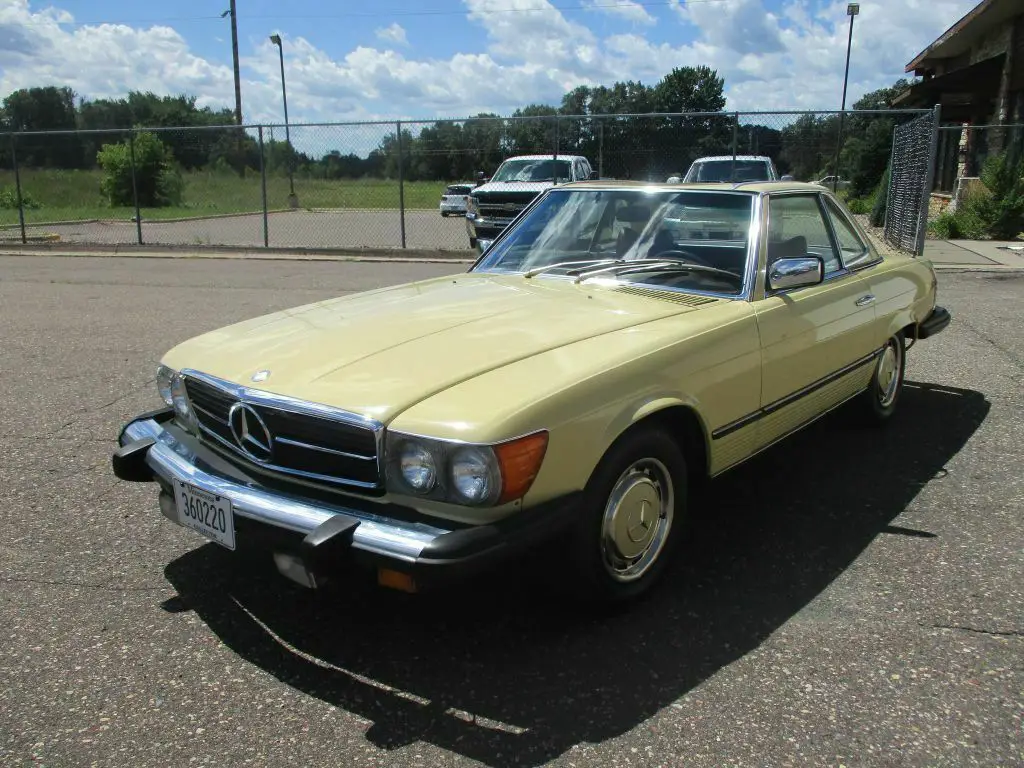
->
861;332;906;424
441;212;449;218
566;426;688;604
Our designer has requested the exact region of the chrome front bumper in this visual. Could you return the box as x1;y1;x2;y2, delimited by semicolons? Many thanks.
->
120;417;452;563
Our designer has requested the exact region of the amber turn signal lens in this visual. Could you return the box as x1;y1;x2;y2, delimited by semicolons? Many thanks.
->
378;568;417;593
495;431;549;504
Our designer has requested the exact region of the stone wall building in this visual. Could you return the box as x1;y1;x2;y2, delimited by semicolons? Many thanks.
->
894;0;1024;199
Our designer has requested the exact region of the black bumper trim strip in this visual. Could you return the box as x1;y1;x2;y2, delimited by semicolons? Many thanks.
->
712;348;883;440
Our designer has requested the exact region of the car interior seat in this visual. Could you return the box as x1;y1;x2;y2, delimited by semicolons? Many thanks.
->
766;235;808;265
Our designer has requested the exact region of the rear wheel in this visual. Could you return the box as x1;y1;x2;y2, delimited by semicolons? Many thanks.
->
861;332;905;424
567;427;688;603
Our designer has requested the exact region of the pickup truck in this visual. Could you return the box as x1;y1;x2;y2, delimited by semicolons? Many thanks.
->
465;154;595;251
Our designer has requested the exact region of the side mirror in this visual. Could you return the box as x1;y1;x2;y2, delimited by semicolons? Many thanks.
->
589;170;599;180
780;174;795;181
768;256;824;291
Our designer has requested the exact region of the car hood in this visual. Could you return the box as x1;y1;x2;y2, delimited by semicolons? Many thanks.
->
472;181;555;198
162;273;720;424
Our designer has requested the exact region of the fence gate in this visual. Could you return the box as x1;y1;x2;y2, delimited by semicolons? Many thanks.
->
884;106;940;256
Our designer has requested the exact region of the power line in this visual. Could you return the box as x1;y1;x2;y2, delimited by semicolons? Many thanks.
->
10;0;728;28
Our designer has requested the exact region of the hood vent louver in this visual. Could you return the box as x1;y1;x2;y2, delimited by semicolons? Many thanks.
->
612;286;720;307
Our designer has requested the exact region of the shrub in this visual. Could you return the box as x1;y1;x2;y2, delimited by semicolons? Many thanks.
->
928;200;988;240
0;185;40;210
975;152;1024;239
869;167;890;228
97;131;184;207
847;196;872;215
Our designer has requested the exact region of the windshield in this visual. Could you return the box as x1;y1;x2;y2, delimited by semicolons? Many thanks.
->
490;158;572;183
685;159;771;183
473;189;753;296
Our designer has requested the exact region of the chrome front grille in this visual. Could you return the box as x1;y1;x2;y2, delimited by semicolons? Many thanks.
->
183;373;382;491
478;203;523;218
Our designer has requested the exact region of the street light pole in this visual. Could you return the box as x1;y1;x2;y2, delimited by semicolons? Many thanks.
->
270;33;298;208
832;2;859;193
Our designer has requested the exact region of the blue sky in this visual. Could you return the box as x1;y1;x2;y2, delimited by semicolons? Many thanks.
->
0;0;978;125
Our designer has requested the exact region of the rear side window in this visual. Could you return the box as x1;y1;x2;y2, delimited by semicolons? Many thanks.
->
823;197;873;268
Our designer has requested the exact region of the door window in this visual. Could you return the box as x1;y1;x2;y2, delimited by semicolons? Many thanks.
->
766;194;842;276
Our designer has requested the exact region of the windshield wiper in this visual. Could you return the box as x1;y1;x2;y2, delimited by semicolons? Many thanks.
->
575;259;741;284
523;258;621;278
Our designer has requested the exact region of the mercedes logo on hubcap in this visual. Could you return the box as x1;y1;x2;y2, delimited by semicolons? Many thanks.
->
228;403;273;462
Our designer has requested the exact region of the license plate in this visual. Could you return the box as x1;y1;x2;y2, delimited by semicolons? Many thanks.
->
174;480;235;550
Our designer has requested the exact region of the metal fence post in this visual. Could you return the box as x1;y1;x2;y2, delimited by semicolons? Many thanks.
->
916;104;942;257
831;110;847;193
598;119;604;178
883;125;897;234
258;126;269;248
553;116;560;173
128;130;143;245
730;112;739;182
10;134;27;244
396;120;406;249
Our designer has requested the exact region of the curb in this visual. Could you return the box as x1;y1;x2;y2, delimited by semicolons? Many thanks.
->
0;241;476;260
0;248;476;265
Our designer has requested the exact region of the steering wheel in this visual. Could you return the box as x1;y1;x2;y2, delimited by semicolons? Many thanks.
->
646;250;743;283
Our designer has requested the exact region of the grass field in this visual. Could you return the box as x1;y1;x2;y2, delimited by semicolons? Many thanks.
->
0;169;449;227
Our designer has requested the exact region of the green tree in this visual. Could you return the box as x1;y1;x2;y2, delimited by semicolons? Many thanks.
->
3;86;82;168
97;131;183;207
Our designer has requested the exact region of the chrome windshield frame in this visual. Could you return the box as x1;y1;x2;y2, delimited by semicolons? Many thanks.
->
471;187;763;302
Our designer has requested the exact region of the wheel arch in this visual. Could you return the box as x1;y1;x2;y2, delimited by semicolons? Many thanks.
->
602;398;711;482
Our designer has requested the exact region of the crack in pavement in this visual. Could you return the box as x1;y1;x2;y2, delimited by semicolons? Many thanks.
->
926;622;1024;638
957;316;1024;373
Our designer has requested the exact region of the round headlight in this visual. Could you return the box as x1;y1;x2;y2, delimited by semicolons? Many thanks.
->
449;446;500;505
399;442;437;494
156;365;175;406
169;373;193;424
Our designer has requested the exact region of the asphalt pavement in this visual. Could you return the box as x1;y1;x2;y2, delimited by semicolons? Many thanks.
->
0;256;1021;767
13;209;471;251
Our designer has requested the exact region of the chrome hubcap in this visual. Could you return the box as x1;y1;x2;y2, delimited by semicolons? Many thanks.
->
877;340;902;407
600;458;673;582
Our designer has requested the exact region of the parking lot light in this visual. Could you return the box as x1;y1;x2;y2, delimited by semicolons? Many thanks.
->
832;3;860;193
270;33;299;209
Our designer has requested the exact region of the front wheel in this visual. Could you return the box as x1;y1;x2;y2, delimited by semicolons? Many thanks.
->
861;332;905;424
566;427;688;603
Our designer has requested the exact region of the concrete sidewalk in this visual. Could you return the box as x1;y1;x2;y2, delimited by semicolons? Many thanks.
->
924;239;1024;269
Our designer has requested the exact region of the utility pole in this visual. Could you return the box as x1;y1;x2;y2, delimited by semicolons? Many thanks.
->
228;0;242;127
222;1;244;176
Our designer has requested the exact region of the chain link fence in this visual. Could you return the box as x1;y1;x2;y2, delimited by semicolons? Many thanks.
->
882;107;940;255
0;108;936;254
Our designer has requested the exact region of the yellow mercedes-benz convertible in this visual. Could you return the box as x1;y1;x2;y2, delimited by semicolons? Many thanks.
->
113;180;950;602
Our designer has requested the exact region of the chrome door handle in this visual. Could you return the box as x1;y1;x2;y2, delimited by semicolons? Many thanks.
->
855;294;876;307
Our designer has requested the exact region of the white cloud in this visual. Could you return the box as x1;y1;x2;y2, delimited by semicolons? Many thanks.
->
0;0;981;127
587;0;656;25
375;23;408;47
0;0;233;110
